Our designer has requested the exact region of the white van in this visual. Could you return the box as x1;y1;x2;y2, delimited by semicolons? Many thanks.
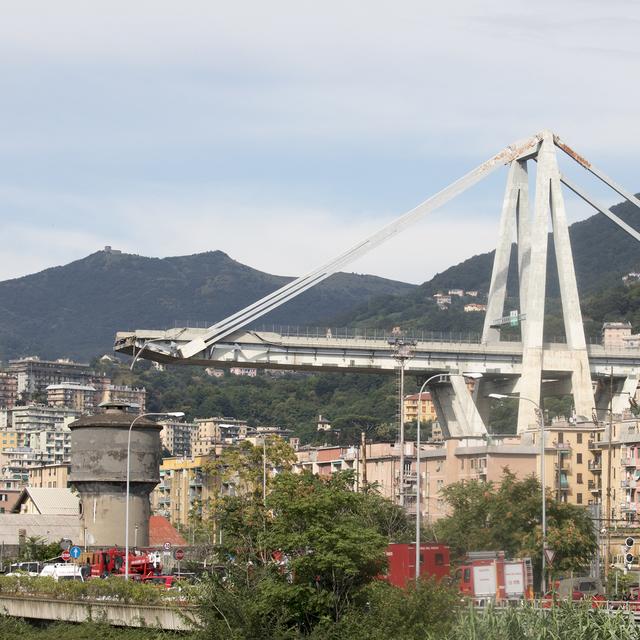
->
39;563;84;582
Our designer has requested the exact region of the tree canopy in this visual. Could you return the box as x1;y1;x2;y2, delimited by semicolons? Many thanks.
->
434;471;597;579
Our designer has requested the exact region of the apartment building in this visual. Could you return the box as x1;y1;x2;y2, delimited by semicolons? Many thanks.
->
29;463;70;488
151;453;232;528
8;357;93;396
93;381;146;411
192;417;249;456
46;383;97;412
0;431;18;451
160;420;197;457
0;373;17;409
404;392;438;424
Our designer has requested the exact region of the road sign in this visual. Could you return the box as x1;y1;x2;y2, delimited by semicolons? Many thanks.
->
61;549;71;562
544;548;556;564
69;545;82;559
163;542;172;551
173;548;185;561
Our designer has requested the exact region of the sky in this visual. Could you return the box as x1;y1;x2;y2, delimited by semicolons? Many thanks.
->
1;1;639;284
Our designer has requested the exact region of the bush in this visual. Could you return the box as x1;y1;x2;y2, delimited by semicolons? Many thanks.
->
0;575;171;605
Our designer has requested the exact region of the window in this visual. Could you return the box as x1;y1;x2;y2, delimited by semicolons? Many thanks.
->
460;459;465;470
577;493;583;504
577;453;582;464
435;553;445;566
577;473;583;484
558;432;564;444
577;433;583;444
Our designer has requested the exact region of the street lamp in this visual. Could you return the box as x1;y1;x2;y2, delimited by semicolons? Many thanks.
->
415;372;483;583
488;392;546;593
125;411;185;580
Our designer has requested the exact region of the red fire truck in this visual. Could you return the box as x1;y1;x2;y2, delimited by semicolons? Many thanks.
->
88;548;162;579
384;543;450;587
456;551;534;602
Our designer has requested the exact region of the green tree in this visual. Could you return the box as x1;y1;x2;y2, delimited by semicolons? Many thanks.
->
199;470;407;636
435;471;597;581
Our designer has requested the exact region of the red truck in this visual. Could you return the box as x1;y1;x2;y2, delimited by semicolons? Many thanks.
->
384;543;450;587
456;551;534;602
88;548;162;579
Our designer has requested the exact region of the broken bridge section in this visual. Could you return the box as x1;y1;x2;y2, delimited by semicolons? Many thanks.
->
114;130;640;439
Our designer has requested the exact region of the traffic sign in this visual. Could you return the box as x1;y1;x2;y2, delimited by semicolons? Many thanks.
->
61;549;71;562
69;545;82;559
163;542;172;551
173;548;185;561
544;548;556;564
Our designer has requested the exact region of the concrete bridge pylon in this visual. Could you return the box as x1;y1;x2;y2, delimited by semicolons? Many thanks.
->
113;131;640;439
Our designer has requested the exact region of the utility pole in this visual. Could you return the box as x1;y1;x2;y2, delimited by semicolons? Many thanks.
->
605;367;614;587
360;430;367;488
388;334;416;506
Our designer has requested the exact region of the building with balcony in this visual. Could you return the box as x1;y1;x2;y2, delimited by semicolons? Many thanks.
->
7;357;94;397
0;373;17;409
192;417;249;456
160;420;197;457
46;383;97;412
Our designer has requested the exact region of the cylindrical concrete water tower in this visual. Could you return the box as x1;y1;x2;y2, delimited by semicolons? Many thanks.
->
69;404;162;547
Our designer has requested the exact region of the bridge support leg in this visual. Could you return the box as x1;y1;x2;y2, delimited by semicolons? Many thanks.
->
482;160;529;344
431;377;487;438
518;131;594;432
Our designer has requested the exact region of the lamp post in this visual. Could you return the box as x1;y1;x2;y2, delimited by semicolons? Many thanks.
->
125;411;184;580
415;372;483;583
488;392;546;593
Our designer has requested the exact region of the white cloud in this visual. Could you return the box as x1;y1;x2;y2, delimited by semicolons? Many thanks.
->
0;0;638;284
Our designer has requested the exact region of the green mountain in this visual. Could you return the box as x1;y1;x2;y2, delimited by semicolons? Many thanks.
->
340;196;640;340
0;250;414;361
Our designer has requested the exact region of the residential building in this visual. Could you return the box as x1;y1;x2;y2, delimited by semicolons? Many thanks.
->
602;322;633;349
448;289;464;297
0;373;17;409
0;488;20;514
229;367;257;377
29;463;70;489
0;431;18;451
0;448;53;484
8;357;93;397
293;436;537;520
160;420;197;457
93;381;146;411
465;290;479;297
404;392;438;424
192;417;249;456
11;405;79;435
47;383;97;412
464;303;487;313
12;487;79;516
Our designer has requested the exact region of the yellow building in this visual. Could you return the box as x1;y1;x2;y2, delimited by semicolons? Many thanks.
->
0;431;18;451
151;456;217;528
403;393;437;424
29;463;70;488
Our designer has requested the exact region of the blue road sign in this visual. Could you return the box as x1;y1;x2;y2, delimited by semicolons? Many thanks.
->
69;545;82;559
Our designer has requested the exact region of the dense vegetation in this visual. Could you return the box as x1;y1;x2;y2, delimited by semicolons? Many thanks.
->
110;361;408;444
0;250;414;360
435;472;597;585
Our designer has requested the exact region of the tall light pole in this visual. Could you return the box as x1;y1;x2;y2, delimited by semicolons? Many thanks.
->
388;336;416;506
125;410;184;580
415;372;483;582
488;392;546;593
